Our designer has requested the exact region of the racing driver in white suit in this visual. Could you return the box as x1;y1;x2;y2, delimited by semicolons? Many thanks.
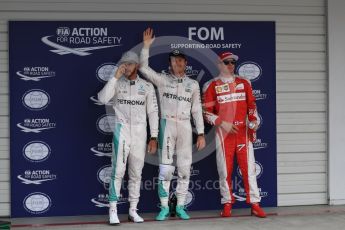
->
98;50;159;225
140;28;206;221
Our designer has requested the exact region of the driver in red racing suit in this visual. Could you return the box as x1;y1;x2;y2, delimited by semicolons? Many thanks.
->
202;51;266;218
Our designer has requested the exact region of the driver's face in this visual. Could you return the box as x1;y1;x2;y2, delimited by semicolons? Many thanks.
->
170;57;187;75
123;62;138;77
218;58;236;75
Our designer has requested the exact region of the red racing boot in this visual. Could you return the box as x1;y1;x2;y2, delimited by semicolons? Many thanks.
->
251;203;266;218
220;203;232;217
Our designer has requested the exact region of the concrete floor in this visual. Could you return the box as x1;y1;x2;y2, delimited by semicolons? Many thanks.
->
2;205;345;230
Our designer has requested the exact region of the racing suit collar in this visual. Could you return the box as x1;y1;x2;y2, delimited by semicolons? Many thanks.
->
124;75;140;84
219;74;235;83
171;73;187;82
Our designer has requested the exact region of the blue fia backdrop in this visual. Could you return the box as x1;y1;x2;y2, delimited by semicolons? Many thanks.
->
9;21;276;217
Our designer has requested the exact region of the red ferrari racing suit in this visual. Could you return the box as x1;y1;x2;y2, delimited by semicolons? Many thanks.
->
203;75;261;204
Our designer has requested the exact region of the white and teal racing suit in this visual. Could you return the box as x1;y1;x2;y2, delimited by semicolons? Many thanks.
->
140;47;204;206
98;75;159;209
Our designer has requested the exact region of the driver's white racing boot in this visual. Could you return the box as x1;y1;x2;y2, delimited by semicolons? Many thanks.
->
128;208;144;223
109;202;120;225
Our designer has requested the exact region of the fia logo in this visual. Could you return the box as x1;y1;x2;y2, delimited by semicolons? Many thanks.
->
56;27;70;36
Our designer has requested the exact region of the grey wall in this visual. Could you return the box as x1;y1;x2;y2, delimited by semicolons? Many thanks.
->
328;0;345;205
